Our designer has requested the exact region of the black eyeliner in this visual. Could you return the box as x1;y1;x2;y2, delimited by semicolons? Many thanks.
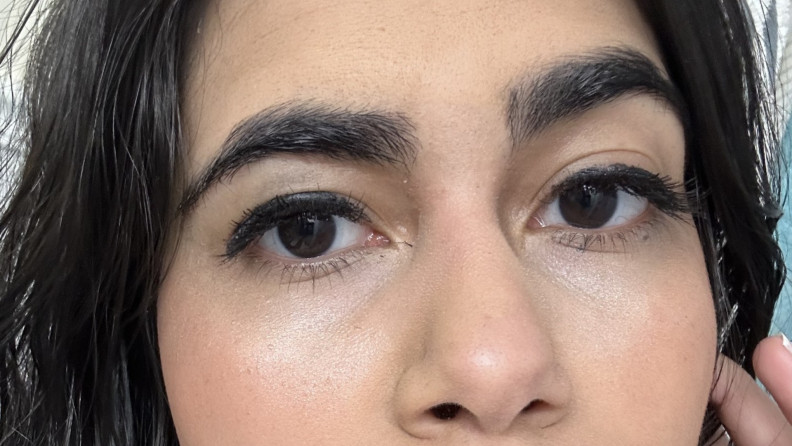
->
549;164;692;219
225;192;368;259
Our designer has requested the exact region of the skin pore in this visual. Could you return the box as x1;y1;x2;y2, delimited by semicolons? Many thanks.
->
157;0;717;444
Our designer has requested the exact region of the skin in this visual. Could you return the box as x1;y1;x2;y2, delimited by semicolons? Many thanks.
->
712;342;792;446
157;0;791;444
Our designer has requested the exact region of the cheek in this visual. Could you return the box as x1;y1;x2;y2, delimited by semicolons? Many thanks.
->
158;224;718;445
157;250;400;445
531;227;717;440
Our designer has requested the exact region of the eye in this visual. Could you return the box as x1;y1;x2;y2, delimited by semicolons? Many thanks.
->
258;213;371;259
224;191;385;261
536;184;649;229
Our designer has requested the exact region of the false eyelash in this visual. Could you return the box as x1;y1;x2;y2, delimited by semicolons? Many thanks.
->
224;191;369;259
546;163;696;220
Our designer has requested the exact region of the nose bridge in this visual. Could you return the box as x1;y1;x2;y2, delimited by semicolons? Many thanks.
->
433;213;554;395
394;206;569;437
428;200;540;328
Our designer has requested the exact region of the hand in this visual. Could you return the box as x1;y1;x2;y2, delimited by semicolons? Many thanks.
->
710;335;792;445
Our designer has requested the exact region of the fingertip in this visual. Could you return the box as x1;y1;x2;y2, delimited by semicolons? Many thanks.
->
711;350;791;445
753;334;792;421
753;334;792;379
751;336;773;371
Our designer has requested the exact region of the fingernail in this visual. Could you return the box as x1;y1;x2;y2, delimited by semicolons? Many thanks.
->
781;333;792;355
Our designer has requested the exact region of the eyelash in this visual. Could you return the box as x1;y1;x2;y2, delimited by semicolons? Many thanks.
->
551;219;665;252
224;191;369;260
222;164;694;276
544;164;689;215
247;251;369;289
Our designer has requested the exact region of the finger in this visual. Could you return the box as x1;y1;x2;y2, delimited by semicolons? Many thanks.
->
754;335;792;422
710;355;792;446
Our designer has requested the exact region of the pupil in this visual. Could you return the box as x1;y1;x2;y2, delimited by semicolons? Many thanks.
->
277;213;337;258
558;185;618;229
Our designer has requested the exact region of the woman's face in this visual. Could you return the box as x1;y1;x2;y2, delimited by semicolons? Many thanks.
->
158;0;717;444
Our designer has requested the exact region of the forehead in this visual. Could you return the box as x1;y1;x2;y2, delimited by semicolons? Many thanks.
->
184;0;660;170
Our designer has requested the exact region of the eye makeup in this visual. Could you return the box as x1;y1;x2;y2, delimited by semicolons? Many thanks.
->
222;163;693;280
225;191;370;259
544;164;690;218
534;163;694;252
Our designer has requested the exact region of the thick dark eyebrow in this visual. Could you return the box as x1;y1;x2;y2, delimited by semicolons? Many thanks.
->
507;47;688;146
180;48;684;214
178;103;417;213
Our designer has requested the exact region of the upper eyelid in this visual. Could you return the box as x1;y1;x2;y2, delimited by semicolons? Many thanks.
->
530;163;692;234
535;164;626;206
224;164;688;257
544;164;686;201
237;192;369;231
548;164;662;195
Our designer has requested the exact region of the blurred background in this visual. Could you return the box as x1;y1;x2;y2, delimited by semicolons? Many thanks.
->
749;0;792;336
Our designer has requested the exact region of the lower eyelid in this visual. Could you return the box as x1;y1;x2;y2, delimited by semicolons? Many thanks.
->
242;240;369;266
548;210;670;253
249;250;372;286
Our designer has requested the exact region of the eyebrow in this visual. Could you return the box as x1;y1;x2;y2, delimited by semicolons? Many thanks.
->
178;46;687;214
178;103;418;213
507;47;687;145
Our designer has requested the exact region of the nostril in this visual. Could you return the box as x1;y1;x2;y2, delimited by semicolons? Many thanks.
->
522;399;544;412
430;403;462;420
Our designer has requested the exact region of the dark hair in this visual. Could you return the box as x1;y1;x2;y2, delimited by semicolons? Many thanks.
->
0;0;785;445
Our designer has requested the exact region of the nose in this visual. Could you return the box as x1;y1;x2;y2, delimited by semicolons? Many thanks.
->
394;217;571;439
